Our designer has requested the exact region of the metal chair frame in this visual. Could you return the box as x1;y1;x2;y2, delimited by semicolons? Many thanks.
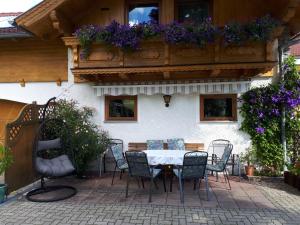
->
207;143;234;190
109;139;128;185
209;139;240;181
125;151;166;202
26;118;77;202
174;151;209;203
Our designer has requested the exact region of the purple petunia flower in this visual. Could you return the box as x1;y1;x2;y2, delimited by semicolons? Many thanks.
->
258;112;264;118
255;127;265;134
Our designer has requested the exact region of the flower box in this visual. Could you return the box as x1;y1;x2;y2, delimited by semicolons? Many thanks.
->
219;42;266;63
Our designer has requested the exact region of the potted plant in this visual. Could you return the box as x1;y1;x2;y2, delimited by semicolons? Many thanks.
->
0;145;13;203
289;167;300;189
240;147;256;177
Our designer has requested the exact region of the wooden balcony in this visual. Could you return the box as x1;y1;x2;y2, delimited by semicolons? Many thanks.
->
63;37;277;83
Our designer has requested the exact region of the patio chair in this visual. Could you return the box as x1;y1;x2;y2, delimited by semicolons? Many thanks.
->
167;138;185;150
206;143;234;190
110;139;128;185
147;140;164;150
208;139;240;180
26;119;77;202
125;151;166;202
173;151;209;203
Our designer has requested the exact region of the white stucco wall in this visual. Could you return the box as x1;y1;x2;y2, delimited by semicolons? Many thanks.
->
0;48;272;155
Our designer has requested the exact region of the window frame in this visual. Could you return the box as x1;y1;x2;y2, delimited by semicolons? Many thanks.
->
200;94;237;122
105;95;138;121
175;0;213;23
125;0;162;25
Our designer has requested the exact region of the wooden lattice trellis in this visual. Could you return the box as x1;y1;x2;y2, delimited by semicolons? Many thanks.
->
4;101;56;192
6;102;56;147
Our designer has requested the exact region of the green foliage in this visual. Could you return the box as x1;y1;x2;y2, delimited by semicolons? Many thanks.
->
48;99;110;175
0;145;13;177
240;56;300;174
239;146;257;166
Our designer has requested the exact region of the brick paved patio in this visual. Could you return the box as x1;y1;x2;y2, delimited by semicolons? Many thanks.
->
0;174;300;225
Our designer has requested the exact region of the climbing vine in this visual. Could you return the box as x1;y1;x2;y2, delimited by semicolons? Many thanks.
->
240;57;300;174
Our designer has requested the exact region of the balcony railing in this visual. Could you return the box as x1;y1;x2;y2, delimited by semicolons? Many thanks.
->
62;37;277;82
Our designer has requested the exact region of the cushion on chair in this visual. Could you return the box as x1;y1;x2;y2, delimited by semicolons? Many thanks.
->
147;140;164;150
37;138;61;152
36;154;75;177
206;164;223;172
167;138;185;150
111;144;127;168
119;162;128;170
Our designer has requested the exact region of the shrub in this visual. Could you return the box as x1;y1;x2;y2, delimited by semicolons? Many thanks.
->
48;99;110;175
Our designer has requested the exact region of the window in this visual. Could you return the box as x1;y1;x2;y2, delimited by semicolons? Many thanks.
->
105;96;138;121
200;94;237;121
128;2;159;26
176;0;210;24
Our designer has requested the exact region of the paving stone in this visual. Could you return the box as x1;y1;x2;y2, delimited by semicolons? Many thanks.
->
0;176;300;225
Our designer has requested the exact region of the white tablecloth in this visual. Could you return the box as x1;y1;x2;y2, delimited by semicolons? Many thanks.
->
144;150;189;166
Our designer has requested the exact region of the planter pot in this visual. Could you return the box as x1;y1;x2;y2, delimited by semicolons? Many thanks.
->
292;174;298;188
245;165;255;176
297;176;300;191
284;171;290;184
0;184;7;203
288;174;298;187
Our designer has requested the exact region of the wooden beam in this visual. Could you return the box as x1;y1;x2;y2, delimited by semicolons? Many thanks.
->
163;72;171;79
49;10;72;36
71;62;277;76
210;69;221;77
119;73;129;80
281;0;300;23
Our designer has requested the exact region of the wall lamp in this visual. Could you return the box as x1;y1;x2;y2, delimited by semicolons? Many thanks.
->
163;95;172;107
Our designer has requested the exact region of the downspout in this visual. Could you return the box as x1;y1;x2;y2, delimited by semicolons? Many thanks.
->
278;45;287;171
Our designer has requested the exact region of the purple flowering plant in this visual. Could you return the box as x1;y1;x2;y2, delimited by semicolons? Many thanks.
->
74;15;279;59
245;15;279;42
240;57;300;172
223;15;279;45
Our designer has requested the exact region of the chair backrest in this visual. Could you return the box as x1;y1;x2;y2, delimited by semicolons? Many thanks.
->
209;139;230;158
125;151;151;177
34;119;69;157
147;140;164;150
109;139;126;168
33;118;75;175
215;144;233;170
181;151;208;179
167;138;185;150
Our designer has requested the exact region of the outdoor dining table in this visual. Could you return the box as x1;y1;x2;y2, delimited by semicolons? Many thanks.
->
143;150;190;166
143;149;201;192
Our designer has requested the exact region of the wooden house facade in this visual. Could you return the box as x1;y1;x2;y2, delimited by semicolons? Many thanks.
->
1;0;300;158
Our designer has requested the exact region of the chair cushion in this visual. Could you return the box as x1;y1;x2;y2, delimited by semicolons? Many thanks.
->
206;164;223;172
119;162;128;170
147;140;164;150
36;154;75;177
167;138;185;150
